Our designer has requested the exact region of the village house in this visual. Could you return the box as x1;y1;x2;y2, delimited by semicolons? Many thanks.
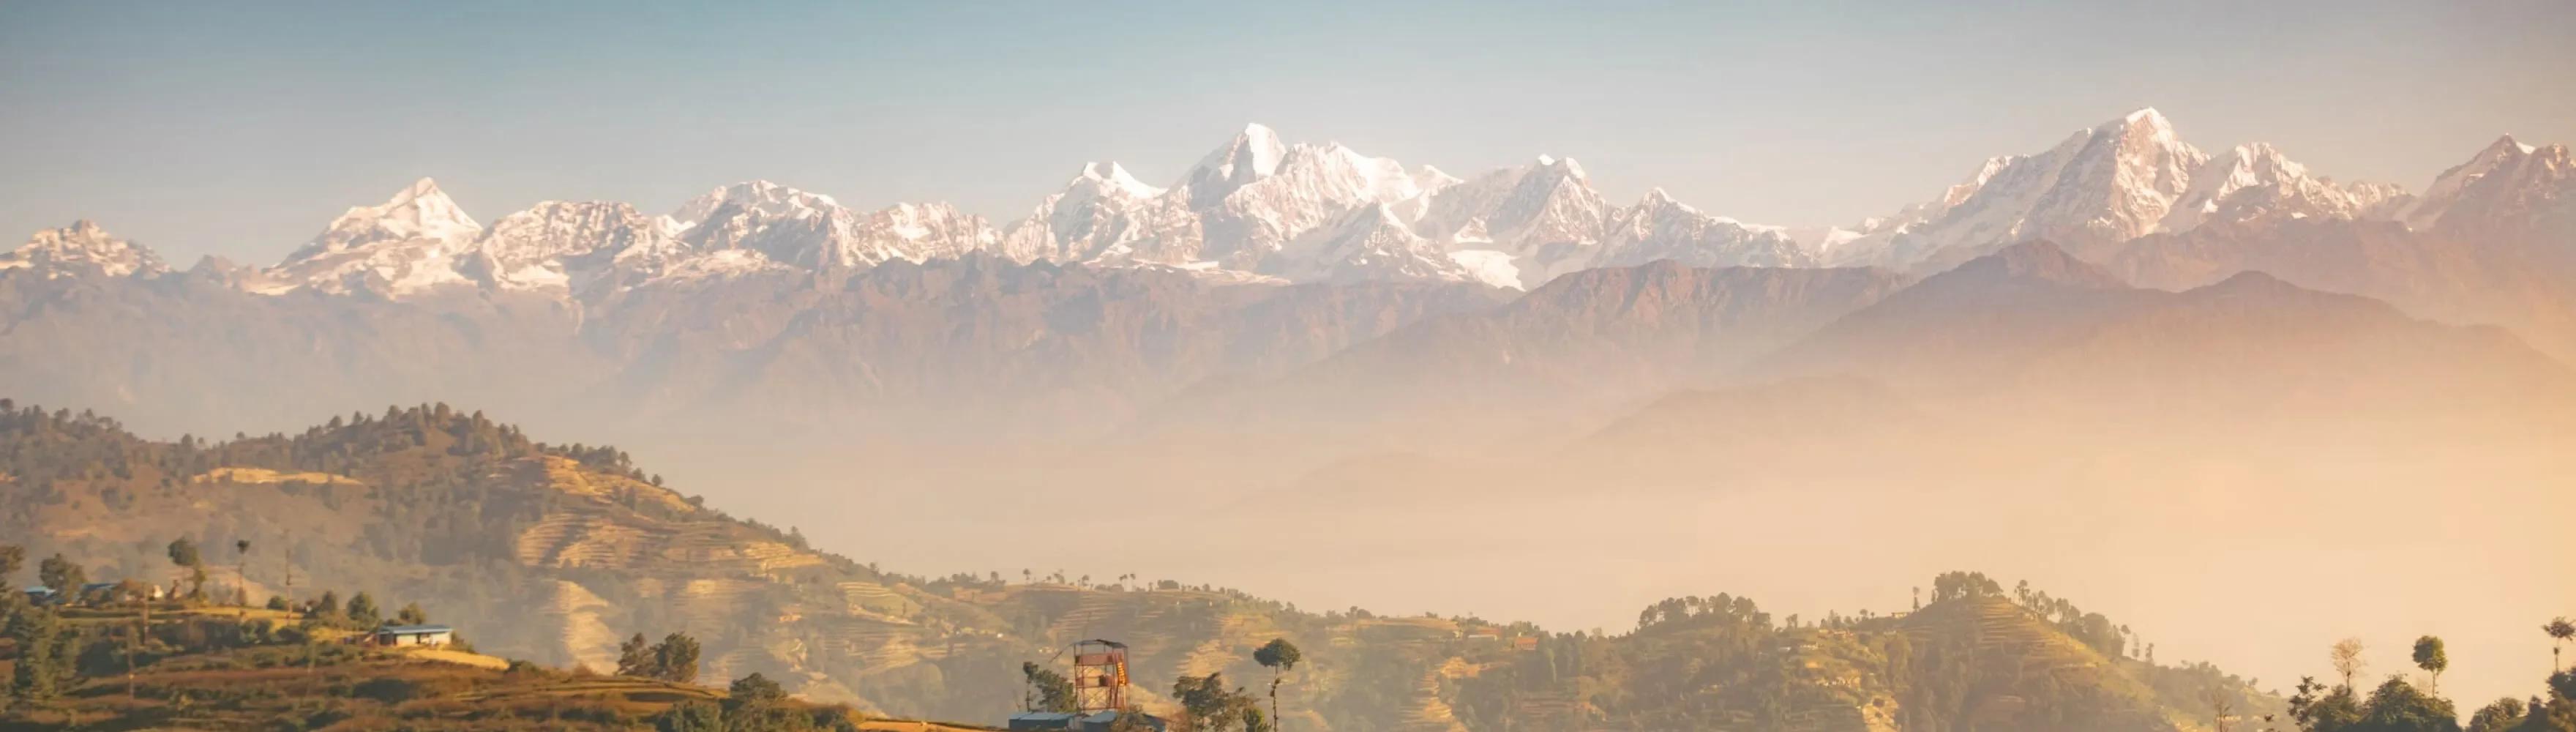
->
373;624;456;648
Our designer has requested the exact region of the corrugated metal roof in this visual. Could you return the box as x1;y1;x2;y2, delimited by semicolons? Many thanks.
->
376;624;454;634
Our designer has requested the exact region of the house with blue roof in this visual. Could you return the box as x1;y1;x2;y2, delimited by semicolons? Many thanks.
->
372;624;456;648
1007;710;1167;732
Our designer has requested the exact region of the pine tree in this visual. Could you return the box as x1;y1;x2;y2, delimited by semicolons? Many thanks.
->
345;591;381;628
5;608;67;706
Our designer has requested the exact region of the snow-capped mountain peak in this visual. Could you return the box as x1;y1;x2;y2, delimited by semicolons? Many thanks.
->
997;162;1173;264
1273;201;1470;285
2399;133;2572;240
2402;134;2544;230
1180;123;1289;207
1637;187;1684;210
667;180;841;231
2159;141;2403;230
662;180;997;271
473;200;686;292
298;176;482;255
2118;107;2176;138
1532;154;1587;179
1596;188;1811;276
848;201;998;262
266;179;488;296
1;220;171;279
1273;141;1442;207
1077;161;1164;199
1815;108;2433;272
1824;108;2214;270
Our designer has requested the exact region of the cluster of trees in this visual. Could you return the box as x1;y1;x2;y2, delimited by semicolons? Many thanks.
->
1458;572;2292;731
0;401;580;576
1014;660;1077;711
1929;570;2007;603
1171;672;1270;732
2015;587;2130;659
1635;593;1772;631
293;589;430;631
0;398;677;504
2285;632;2575;732
1019;661;1077;713
1922;570;2139;660
1;594;80;712
653;673;862;732
618;631;704;684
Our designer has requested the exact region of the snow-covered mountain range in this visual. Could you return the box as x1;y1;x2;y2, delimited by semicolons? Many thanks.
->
7;109;2568;298
1812;109;2427;272
0;220;169;280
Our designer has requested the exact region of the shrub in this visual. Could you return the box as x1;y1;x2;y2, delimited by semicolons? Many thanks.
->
351;676;417;703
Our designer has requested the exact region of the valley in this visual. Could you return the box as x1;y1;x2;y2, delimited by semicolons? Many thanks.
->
1;106;2569;729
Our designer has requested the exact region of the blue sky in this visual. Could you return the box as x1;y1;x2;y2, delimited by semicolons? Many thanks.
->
4;0;2571;264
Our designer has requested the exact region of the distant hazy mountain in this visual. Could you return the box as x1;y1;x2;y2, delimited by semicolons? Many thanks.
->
0;253;1505;442
1144;262;1906;447
570;255;1509;436
1756;240;2576;416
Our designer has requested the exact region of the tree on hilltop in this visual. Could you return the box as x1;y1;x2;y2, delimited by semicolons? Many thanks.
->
1255;638;1303;728
618;632;654;676
2331;638;2367;691
2547;618;2574;673
2414;636;2448;695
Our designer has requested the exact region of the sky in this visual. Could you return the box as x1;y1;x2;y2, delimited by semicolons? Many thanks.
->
3;1;2572;266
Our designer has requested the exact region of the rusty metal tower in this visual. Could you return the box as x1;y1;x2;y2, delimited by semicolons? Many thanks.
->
1071;639;1131;713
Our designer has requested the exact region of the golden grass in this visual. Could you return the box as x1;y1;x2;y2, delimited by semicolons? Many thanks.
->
402;647;512;671
192;466;362;486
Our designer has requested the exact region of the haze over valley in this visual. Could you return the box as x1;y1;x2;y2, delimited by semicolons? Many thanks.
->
3;4;2572;730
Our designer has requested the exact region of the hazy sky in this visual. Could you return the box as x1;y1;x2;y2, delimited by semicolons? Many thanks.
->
4;1;2572;265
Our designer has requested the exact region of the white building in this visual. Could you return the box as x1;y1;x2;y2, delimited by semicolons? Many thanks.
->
374;624;455;647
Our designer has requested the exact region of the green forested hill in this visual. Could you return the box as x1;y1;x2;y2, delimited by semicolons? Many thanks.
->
0;400;2276;731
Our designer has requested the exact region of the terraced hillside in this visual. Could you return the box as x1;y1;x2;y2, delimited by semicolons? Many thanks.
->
0;621;961;732
0;401;2277;730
